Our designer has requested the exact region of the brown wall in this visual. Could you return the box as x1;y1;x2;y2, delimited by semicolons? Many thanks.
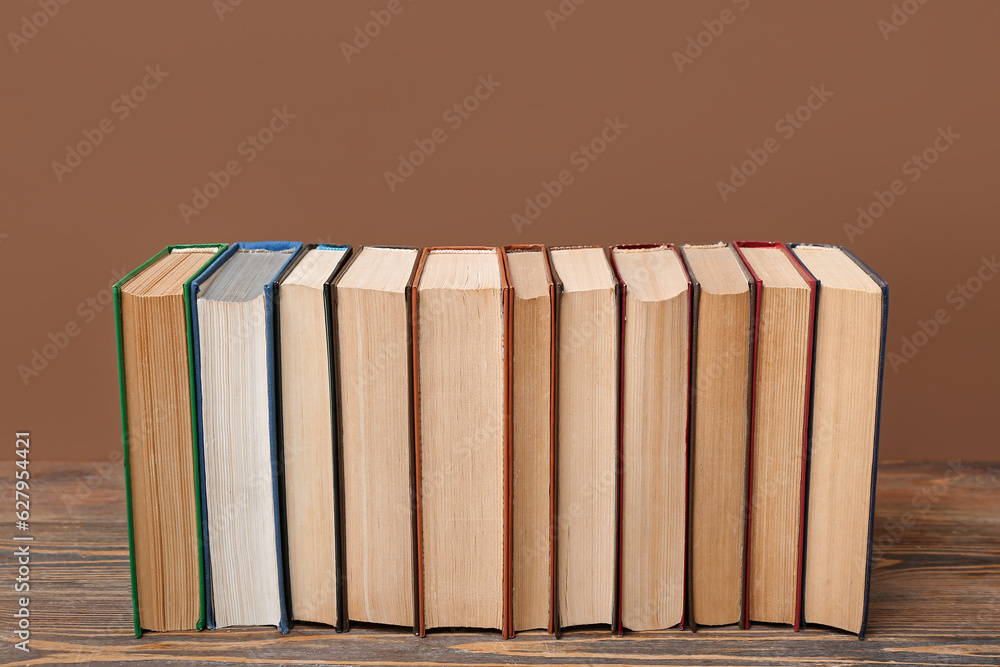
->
3;1;999;462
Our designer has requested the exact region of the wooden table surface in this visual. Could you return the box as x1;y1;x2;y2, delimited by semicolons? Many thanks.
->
1;461;997;666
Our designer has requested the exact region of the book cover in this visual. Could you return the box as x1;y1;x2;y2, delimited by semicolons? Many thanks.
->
113;243;228;638
189;241;304;634
275;244;352;632
679;242;755;632
608;243;691;635
410;246;513;638
788;243;888;640
547;245;621;636
733;241;817;632
330;246;420;635
502;244;562;637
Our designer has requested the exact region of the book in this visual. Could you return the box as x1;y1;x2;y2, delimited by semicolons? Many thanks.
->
547;245;620;632
610;244;690;633
332;245;421;632
734;242;816;630
114;244;227;636
788;244;888;639
190;241;303;632
503;245;560;635
679;242;754;629
276;244;352;630
411;247;512;637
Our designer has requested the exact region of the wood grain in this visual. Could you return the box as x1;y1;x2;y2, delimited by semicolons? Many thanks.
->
1;461;997;666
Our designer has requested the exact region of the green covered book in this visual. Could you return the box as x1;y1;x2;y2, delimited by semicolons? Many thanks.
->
113;244;227;636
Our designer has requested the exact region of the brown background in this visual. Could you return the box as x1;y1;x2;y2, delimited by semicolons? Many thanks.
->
2;1;998;462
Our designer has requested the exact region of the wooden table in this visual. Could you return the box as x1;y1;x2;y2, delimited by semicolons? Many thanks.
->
2;461;997;666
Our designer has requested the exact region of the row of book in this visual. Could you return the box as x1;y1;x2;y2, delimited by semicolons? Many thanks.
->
115;241;887;640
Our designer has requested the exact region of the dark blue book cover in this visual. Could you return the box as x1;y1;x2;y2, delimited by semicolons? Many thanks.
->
190;241;303;634
788;243;888;640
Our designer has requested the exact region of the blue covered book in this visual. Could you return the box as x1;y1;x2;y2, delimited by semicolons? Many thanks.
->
788;244;888;640
190;241;303;633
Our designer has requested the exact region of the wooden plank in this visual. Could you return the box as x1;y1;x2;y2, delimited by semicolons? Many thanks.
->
0;461;997;666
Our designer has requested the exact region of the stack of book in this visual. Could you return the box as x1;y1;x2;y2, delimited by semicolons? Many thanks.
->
114;241;887;640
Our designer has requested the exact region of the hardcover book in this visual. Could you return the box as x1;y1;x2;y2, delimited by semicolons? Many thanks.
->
547;245;620;633
734;241;816;630
411;247;512;637
333;246;422;633
276;244;352;630
190;241;303;632
114;243;228;637
503;245;561;635
610;244;691;633
679;242;754;630
789;244;888;639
